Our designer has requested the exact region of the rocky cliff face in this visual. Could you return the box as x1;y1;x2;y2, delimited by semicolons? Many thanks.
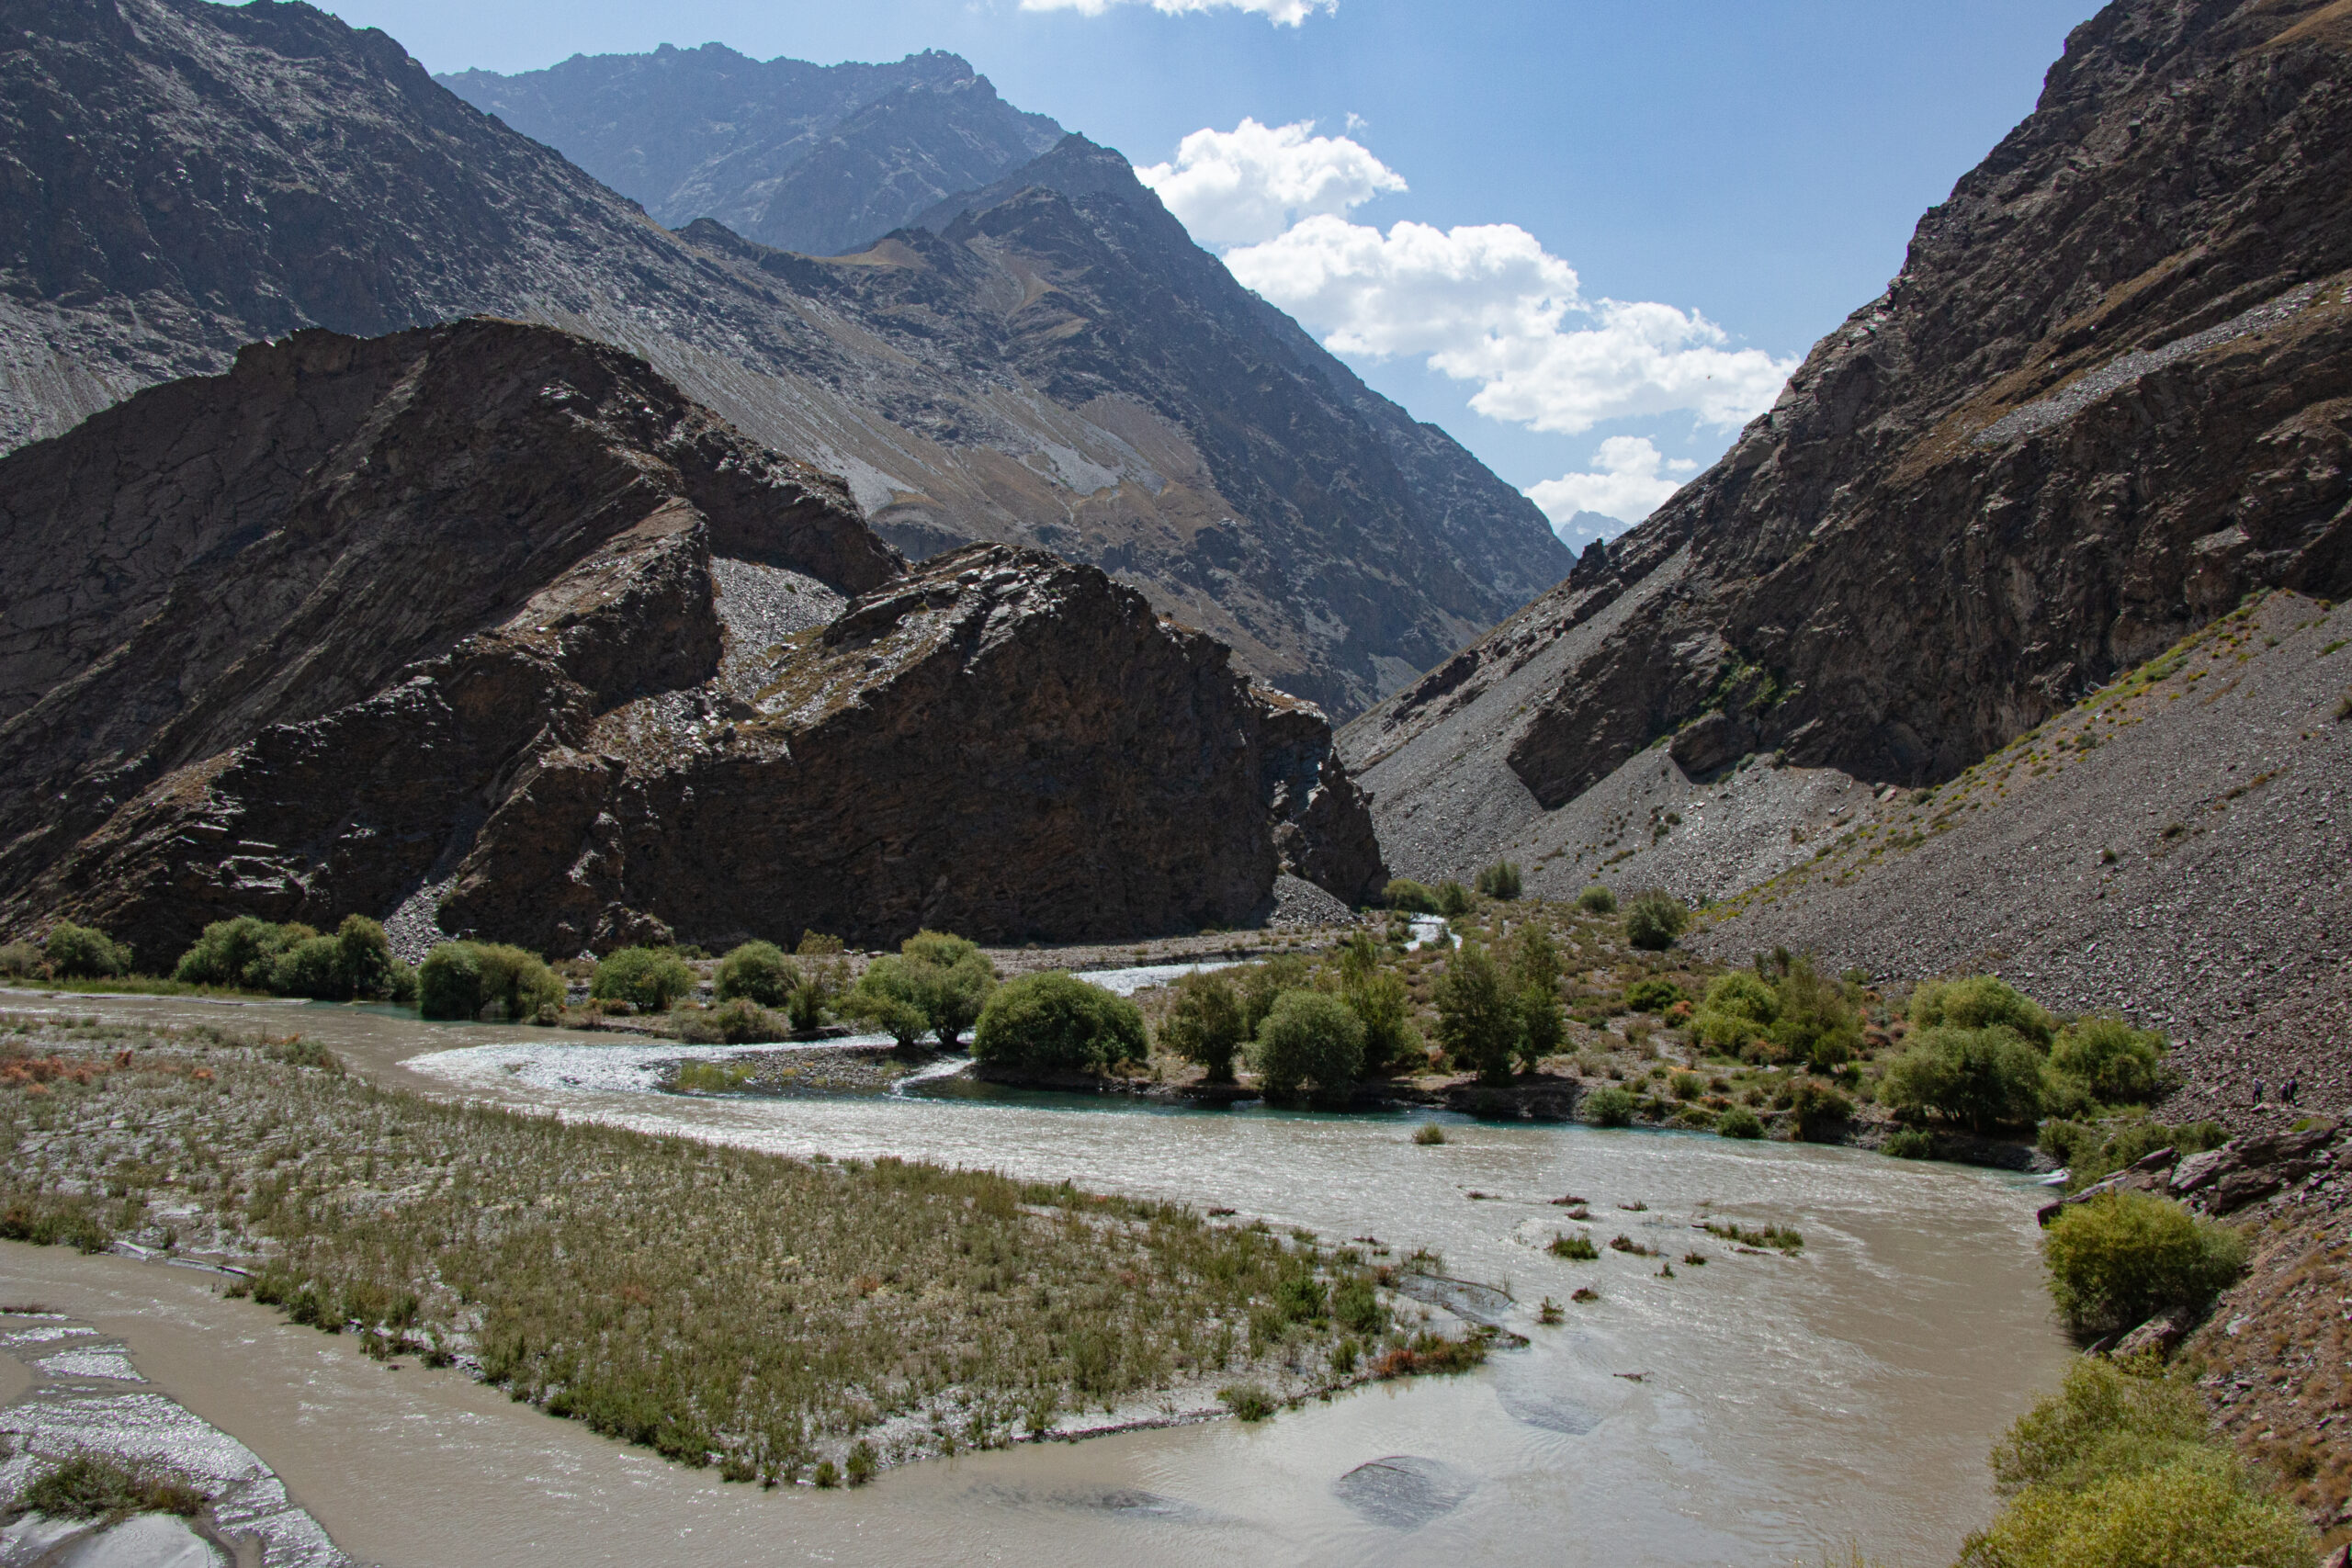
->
0;321;1383;960
0;0;1566;720
437;45;1064;258
1346;0;2352;868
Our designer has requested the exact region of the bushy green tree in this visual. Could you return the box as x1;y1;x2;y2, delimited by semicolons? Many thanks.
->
1692;970;1780;1054
1384;878;1439;914
1575;885;1616;915
1880;1024;2049;1134
1250;990;1365;1103
1236;953;1311;1038
1768;956;1863;1071
1910;974;2056;1047
1474;860;1522;900
1434;879;1473;918
333;916;407;1001
1159;968;1249;1081
2041;1191;2247;1334
971;973;1147;1074
899;931;995;1048
1343;968;1421;1074
418;942;561;1021
1788;1077;1853;1142
1433;942;1518;1085
843;957;932;1050
43;921;129;978
174;916;289;989
268;934;347;999
1582;1086;1636;1126
592;947;695;1012
1514;985;1566;1071
1623;977;1686;1014
2052;1016;2170;1106
1623;889;1690;951
1716;1105;1765;1139
715;942;797;1008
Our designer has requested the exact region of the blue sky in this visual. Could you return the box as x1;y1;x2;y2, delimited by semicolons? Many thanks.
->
317;0;2102;543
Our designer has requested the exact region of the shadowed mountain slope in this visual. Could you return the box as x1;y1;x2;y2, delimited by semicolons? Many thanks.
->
0;0;1566;719
437;45;1064;258
1345;0;2352;861
0;321;1385;959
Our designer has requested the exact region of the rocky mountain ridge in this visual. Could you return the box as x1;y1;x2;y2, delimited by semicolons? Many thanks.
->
1345;0;2352;852
0;0;1566;720
438;44;1064;258
0;321;1384;959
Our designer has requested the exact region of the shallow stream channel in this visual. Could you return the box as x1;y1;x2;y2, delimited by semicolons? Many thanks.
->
0;987;2074;1568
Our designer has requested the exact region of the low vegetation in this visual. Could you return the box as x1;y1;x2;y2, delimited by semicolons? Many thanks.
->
0;1016;1476;1479
2041;1192;2247;1335
11;1448;205;1521
1960;1358;2313;1568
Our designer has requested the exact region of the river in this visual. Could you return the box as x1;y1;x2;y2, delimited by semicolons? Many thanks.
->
0;992;2075;1567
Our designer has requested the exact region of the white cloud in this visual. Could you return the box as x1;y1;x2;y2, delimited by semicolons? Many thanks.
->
1224;214;1795;434
1136;119;1406;247
1020;0;1335;25
1527;436;1699;539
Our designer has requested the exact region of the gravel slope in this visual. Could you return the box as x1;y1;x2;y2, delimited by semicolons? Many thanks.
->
1695;592;2352;1127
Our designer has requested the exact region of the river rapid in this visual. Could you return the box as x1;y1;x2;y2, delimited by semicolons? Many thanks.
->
0;992;2075;1567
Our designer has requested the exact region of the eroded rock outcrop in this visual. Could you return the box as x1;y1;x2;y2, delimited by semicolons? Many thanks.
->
1347;0;2352;871
0;320;1383;958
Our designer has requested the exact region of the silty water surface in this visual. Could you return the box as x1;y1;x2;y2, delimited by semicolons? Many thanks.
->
0;992;2074;1567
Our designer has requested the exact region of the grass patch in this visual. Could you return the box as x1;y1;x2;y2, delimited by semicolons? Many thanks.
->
12;1449;205;1520
1702;1220;1804;1254
1411;1122;1447;1145
1547;1232;1599;1260
0;1021;1475;1481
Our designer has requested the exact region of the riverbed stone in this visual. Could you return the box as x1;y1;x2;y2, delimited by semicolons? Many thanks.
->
1330;1455;1476;1530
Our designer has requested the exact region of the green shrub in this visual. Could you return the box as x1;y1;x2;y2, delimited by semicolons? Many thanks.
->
1250;990;1365;1103
1880;1024;2048;1134
1910;975;2055;1047
2041;1191;2247;1334
2052;1016;2170;1106
1160;968;1250;1081
1342;968;1422;1074
1434;880;1473;918
1433;943;1518;1086
1236;953;1311;1038
678;999;783;1046
1883;1129;1935;1159
899;931;995;1049
268;935;348;999
1789;1078;1853;1141
173;916;287;988
1624;978;1685;1013
1385;878;1439;914
1668;1071;1704;1100
1412;1122;1446;1145
844;956;933;1050
1963;1358;2314;1568
714;942;796;1008
2048;1119;2227;1192
591;947;695;1013
419;942;562;1021
1575;885;1616;915
1692;970;1779;1053
1582;1086;1637;1127
971;973;1147;1075
1515;985;1566;1069
42;922;129;979
1474;861;1522;900
1622;890;1690;951
1768;957;1862;1071
1548;1232;1599;1260
1331;1275;1387;1336
0;940;41;977
14;1448;204;1520
1715;1106;1765;1140
1220;1383;1276;1421
844;1438;877;1487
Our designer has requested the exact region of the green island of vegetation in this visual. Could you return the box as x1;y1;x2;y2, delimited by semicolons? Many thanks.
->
0;1013;1487;1484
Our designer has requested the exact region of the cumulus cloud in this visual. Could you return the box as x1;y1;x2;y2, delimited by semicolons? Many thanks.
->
1224;214;1795;434
1526;436;1699;538
1020;0;1336;25
1136;119;1406;247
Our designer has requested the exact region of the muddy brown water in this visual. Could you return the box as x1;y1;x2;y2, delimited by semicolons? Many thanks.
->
0;994;2076;1566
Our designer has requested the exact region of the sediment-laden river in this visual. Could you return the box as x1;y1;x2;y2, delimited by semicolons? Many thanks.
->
0;993;2075;1567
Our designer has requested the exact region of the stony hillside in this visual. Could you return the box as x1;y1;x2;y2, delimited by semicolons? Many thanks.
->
1695;592;2351;1130
0;0;1566;719
0;321;1384;959
438;45;1063;258
1346;0;2352;841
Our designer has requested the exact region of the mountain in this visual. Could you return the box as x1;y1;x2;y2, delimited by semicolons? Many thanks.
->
0;320;1385;960
0;0;1568;721
1344;0;2352;873
436;45;1065;258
